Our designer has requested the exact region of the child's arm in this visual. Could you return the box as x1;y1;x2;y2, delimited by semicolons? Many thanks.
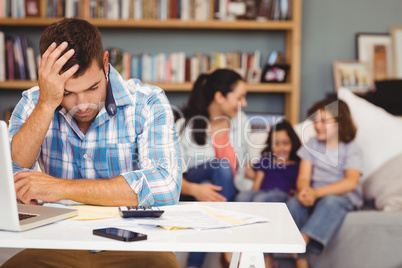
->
296;159;314;206
296;159;313;191
251;170;265;190
313;169;360;199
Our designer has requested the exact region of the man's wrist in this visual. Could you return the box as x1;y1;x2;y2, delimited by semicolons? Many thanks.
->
36;100;59;114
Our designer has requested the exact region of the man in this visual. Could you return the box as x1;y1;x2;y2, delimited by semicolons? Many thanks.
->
3;18;181;268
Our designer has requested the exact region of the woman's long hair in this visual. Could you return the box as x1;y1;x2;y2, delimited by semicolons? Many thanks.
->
176;69;243;145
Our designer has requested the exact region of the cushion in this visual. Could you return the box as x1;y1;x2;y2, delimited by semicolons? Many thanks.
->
248;132;268;163
363;153;402;211
293;119;315;145
338;88;402;181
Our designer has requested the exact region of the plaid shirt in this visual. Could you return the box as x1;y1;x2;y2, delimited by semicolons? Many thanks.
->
9;64;181;206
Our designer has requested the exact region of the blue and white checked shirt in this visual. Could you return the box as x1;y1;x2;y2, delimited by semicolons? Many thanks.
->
9;64;182;206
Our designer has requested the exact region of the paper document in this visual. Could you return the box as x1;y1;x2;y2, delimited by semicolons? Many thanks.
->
127;204;269;230
61;204;269;230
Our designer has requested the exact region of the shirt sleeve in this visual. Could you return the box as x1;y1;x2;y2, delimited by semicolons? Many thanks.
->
121;91;182;207
8;88;40;173
343;141;362;172
297;137;316;163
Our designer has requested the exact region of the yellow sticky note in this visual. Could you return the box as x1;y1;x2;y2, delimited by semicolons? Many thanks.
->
69;205;120;221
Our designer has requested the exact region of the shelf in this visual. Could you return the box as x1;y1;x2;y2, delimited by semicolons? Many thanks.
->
0;80;38;90
0;18;295;30
0;80;292;93
0;0;301;124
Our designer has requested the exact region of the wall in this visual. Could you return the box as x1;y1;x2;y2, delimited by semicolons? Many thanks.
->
300;0;402;119
1;0;402;122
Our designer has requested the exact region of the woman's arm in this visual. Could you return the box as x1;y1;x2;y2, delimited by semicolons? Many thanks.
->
251;170;265;190
244;161;256;180
181;177;226;202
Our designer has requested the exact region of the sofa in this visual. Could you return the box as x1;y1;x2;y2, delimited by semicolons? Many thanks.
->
259;88;402;268
305;89;402;268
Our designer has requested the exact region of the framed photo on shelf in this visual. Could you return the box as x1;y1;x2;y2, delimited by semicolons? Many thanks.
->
355;33;393;80
333;61;374;93
391;26;402;78
25;0;40;17
260;64;289;83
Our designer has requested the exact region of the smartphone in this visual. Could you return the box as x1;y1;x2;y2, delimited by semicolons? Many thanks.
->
93;228;147;242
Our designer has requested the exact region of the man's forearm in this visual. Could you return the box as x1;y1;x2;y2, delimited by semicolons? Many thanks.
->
64;176;138;206
11;103;55;169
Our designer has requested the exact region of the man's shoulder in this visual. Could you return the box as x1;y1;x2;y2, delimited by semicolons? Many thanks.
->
122;79;167;105
21;86;40;102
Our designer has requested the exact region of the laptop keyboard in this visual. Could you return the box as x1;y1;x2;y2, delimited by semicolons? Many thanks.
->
19;213;37;221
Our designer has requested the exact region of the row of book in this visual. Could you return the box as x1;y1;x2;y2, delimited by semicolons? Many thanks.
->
0;32;38;81
109;48;262;83
0;33;262;83
0;0;292;21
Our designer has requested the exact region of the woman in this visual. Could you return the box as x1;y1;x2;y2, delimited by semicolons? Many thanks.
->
175;69;254;268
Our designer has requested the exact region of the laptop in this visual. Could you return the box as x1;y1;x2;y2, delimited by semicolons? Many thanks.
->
0;120;77;231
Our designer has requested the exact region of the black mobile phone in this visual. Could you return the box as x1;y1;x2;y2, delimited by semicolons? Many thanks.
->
93;228;147;242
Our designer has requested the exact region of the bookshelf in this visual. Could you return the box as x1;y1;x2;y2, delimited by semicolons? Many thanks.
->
0;0;301;124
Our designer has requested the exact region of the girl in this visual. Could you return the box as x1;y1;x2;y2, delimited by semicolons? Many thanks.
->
236;120;301;203
175;69;254;268
287;97;362;268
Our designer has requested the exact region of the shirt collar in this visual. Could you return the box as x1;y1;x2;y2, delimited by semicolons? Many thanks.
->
107;64;135;108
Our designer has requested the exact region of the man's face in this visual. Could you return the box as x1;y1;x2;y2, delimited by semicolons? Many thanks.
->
61;59;107;125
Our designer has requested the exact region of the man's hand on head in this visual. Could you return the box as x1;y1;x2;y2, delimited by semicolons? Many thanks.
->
37;41;79;110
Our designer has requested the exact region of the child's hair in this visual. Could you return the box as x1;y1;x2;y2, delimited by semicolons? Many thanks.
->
307;96;356;143
261;120;301;162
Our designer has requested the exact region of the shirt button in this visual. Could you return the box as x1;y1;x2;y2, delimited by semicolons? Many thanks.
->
83;154;88;159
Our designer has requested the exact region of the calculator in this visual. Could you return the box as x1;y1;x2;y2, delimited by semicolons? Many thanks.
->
118;206;165;218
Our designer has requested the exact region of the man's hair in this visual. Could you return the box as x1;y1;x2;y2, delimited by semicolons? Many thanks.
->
307;96;357;143
39;18;104;78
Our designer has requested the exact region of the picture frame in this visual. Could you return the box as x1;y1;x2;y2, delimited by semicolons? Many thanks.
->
25;0;40;17
260;64;289;83
390;26;402;78
355;33;393;81
333;61;374;93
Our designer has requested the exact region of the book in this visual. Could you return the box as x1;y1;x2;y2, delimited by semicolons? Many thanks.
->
170;0;177;19
133;0;142;20
14;37;26;80
194;0;206;21
26;47;37;81
20;36;30;80
6;39;14;80
256;0;272;21
0;32;5;81
181;0;190;21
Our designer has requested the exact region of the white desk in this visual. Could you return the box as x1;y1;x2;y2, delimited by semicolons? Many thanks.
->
0;202;305;268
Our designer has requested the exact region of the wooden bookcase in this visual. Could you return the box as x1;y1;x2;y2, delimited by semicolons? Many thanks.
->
0;0;301;124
